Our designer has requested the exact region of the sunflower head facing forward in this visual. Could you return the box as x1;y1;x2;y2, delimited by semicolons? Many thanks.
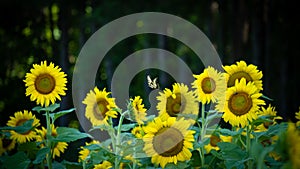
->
6;110;40;143
24;61;67;107
223;60;263;91
82;87;118;126
156;83;198;121
216;78;265;128
143;117;195;168
192;66;226;104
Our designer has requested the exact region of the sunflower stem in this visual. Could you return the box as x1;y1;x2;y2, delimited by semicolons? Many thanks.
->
114;111;127;168
45;110;52;169
246;125;253;168
200;103;206;167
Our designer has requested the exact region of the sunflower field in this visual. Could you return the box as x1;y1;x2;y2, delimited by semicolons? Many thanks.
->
0;60;300;169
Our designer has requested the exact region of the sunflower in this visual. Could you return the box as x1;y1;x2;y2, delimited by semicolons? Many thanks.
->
143;117;195;168
255;104;282;132
24;61;67;107
78;140;100;162
7;110;40;143
131;125;144;138
82;87;118;126
36;125;68;159
93;161;113;169
216;78;265;128
129;96;147;124
157;83;198;121
0;137;16;155
192;66;226;104
286;123;300;168
204;134;232;153
223;60;263;91
295;107;300;127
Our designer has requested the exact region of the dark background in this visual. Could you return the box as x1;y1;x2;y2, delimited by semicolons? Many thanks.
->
1;0;299;127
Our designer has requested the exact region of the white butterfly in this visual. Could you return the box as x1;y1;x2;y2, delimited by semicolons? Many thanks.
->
147;75;159;89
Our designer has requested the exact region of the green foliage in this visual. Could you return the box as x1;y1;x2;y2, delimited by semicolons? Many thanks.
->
51;127;92;142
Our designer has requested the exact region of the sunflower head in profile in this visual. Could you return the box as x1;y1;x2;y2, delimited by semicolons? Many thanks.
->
78;140;100;162
204;134;232;153
295;107;300;127
192;66;226;104
36;124;68;159
6;110;40;143
157;83;198;121
216;78;265;128
223;60;263;91
24;61;67;107
143;117;195;168
131;125;144;138
82;87;118;126
0;137;16;156
128;96;147;124
255;104;282;132
93;160;113;169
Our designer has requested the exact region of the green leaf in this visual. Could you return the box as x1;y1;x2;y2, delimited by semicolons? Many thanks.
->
115;123;136;131
2;152;31;169
52;161;66;169
261;95;273;101
0;119;34;134
61;160;82;169
33;147;50;164
32;103;60;113
219;128;243;136
89;124;111;131
218;142;247;169
49;108;75;123
51;127;92;142
17;142;39;159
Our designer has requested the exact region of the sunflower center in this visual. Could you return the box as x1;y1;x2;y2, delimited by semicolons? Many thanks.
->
34;74;56;94
153;127;184;157
263;121;273;129
201;77;216;94
210;135;221;147
93;99;109;120
227;71;252;87
16;119;28;126
228;92;252;116
166;93;186;117
15;119;32;135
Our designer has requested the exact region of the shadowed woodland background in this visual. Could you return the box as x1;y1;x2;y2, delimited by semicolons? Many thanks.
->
1;0;299;130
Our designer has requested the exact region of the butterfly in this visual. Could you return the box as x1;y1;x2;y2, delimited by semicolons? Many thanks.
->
147;75;159;89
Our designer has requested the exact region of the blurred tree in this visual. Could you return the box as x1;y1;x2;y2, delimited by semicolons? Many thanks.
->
0;0;299;135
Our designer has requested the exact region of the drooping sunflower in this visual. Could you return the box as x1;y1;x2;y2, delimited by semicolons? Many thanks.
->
157;83;198;121
0;137;16;156
295;107;300;127
93;160;113;169
255;104;282;132
192;66;226;104
216;78;265;128
82;87;118;126
204;134;232;153
78;140;100;162
223;60;263;91
129;96;147;124
7;110;40;143
36;125;68;159
143;117;195;168
24;61;67;107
